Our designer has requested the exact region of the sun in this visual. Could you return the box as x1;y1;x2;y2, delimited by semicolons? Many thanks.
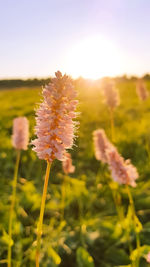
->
64;35;122;79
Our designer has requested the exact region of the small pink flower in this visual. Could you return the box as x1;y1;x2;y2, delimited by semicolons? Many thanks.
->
62;153;75;174
32;71;78;162
93;129;114;163
146;252;150;263
136;79;149;101
12;117;29;150
103;80;120;110
106;148;139;187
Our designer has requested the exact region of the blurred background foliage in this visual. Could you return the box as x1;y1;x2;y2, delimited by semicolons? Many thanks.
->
1;77;150;266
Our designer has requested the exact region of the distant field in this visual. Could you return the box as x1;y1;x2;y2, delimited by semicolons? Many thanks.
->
1;80;150;266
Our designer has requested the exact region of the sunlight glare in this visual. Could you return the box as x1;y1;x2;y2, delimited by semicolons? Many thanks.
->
65;35;122;79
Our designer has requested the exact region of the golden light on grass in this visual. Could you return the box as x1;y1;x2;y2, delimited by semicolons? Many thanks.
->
65;35;122;79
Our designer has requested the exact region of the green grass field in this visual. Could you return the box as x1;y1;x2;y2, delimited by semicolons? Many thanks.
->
1;80;150;266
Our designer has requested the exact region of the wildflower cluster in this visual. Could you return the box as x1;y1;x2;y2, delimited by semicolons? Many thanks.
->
12;117;29;150
62;152;75;174
103;80;120;110
5;73;150;267
136;79;149;101
93;128;138;187
32;71;78;162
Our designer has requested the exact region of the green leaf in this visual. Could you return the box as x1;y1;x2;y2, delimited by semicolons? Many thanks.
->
124;206;133;231
1;229;13;246
109;181;119;190
134;215;143;233
130;245;150;262
47;247;61;265
76;247;95;267
124;206;142;233
105;247;130;265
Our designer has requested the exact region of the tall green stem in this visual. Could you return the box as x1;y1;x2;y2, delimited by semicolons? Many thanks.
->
78;195;85;247
110;186;124;223
8;150;21;267
105;175;124;223
109;181;132;254
61;175;66;221
36;161;51;267
110;108;114;142
126;185;140;267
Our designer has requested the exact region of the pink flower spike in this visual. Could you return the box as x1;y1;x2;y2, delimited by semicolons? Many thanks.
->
106;148;139;187
62;153;75;174
12;117;29;150
93;129;114;163
32;71;78;162
136;79;149;101
103;80;120;110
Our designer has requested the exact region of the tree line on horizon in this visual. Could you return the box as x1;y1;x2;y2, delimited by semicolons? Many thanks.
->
0;73;150;89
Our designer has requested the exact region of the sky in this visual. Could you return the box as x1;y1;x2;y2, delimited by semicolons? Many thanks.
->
0;0;150;79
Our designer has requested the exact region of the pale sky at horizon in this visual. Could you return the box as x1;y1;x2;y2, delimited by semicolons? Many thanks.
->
0;0;150;79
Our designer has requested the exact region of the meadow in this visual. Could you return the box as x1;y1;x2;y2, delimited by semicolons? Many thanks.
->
1;78;150;267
